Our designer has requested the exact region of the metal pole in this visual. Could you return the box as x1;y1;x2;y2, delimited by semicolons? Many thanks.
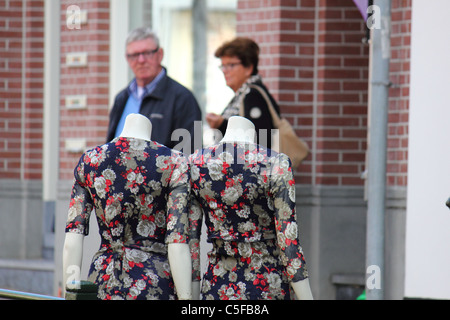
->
192;0;207;114
365;0;391;300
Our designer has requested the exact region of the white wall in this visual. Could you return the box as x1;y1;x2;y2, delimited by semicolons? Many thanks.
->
405;0;450;299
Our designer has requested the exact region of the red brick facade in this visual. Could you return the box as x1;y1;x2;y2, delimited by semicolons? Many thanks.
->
59;0;110;180
0;0;45;180
388;0;410;187
237;0;410;187
0;0;411;187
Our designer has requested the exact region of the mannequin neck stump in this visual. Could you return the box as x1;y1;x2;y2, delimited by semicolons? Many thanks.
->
119;113;152;141
221;116;256;144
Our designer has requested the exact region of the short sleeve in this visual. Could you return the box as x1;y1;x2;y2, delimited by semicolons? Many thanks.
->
188;197;203;281
165;153;190;244
270;153;308;282
65;159;93;236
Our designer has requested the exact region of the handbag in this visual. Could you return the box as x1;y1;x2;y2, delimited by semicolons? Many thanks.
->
242;84;309;167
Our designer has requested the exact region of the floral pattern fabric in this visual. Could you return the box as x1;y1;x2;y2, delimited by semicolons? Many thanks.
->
65;137;190;300
188;142;308;300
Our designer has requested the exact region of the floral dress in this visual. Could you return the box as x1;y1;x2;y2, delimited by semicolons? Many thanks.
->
188;142;308;300
65;137;190;300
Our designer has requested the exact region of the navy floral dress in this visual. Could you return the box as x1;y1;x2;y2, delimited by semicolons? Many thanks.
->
188;142;308;300
65;137;190;300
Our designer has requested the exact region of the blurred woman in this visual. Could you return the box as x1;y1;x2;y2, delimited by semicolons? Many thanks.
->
206;37;280;149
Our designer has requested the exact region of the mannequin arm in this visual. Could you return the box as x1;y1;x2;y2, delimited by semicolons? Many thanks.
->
168;243;193;300
291;278;313;300
62;232;84;296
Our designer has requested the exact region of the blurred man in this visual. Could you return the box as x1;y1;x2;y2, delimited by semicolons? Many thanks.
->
107;27;202;153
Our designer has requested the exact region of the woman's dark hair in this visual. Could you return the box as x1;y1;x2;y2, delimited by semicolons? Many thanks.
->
215;37;260;75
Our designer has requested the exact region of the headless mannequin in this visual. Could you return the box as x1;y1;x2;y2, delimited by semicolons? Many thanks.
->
220;116;314;300
62;113;193;300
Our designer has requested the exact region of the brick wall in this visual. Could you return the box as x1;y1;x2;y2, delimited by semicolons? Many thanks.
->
237;0;411;188
0;0;112;182
59;0;110;180
0;0;45;180
387;0;410;187
315;0;370;186
237;0;369;186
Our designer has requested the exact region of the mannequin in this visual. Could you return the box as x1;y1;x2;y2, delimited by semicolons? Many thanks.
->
63;113;192;300
226;116;313;299
190;116;313;300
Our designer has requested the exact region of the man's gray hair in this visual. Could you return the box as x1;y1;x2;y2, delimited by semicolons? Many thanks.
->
125;27;160;48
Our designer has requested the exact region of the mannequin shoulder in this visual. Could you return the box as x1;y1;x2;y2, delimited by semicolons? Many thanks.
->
268;153;294;179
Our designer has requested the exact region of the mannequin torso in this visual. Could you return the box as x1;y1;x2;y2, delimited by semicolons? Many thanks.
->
63;113;192;300
189;116;313;300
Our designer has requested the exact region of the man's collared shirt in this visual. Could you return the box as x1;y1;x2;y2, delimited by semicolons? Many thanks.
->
128;68;166;100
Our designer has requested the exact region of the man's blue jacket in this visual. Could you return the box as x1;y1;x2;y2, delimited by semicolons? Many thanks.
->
107;73;202;154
